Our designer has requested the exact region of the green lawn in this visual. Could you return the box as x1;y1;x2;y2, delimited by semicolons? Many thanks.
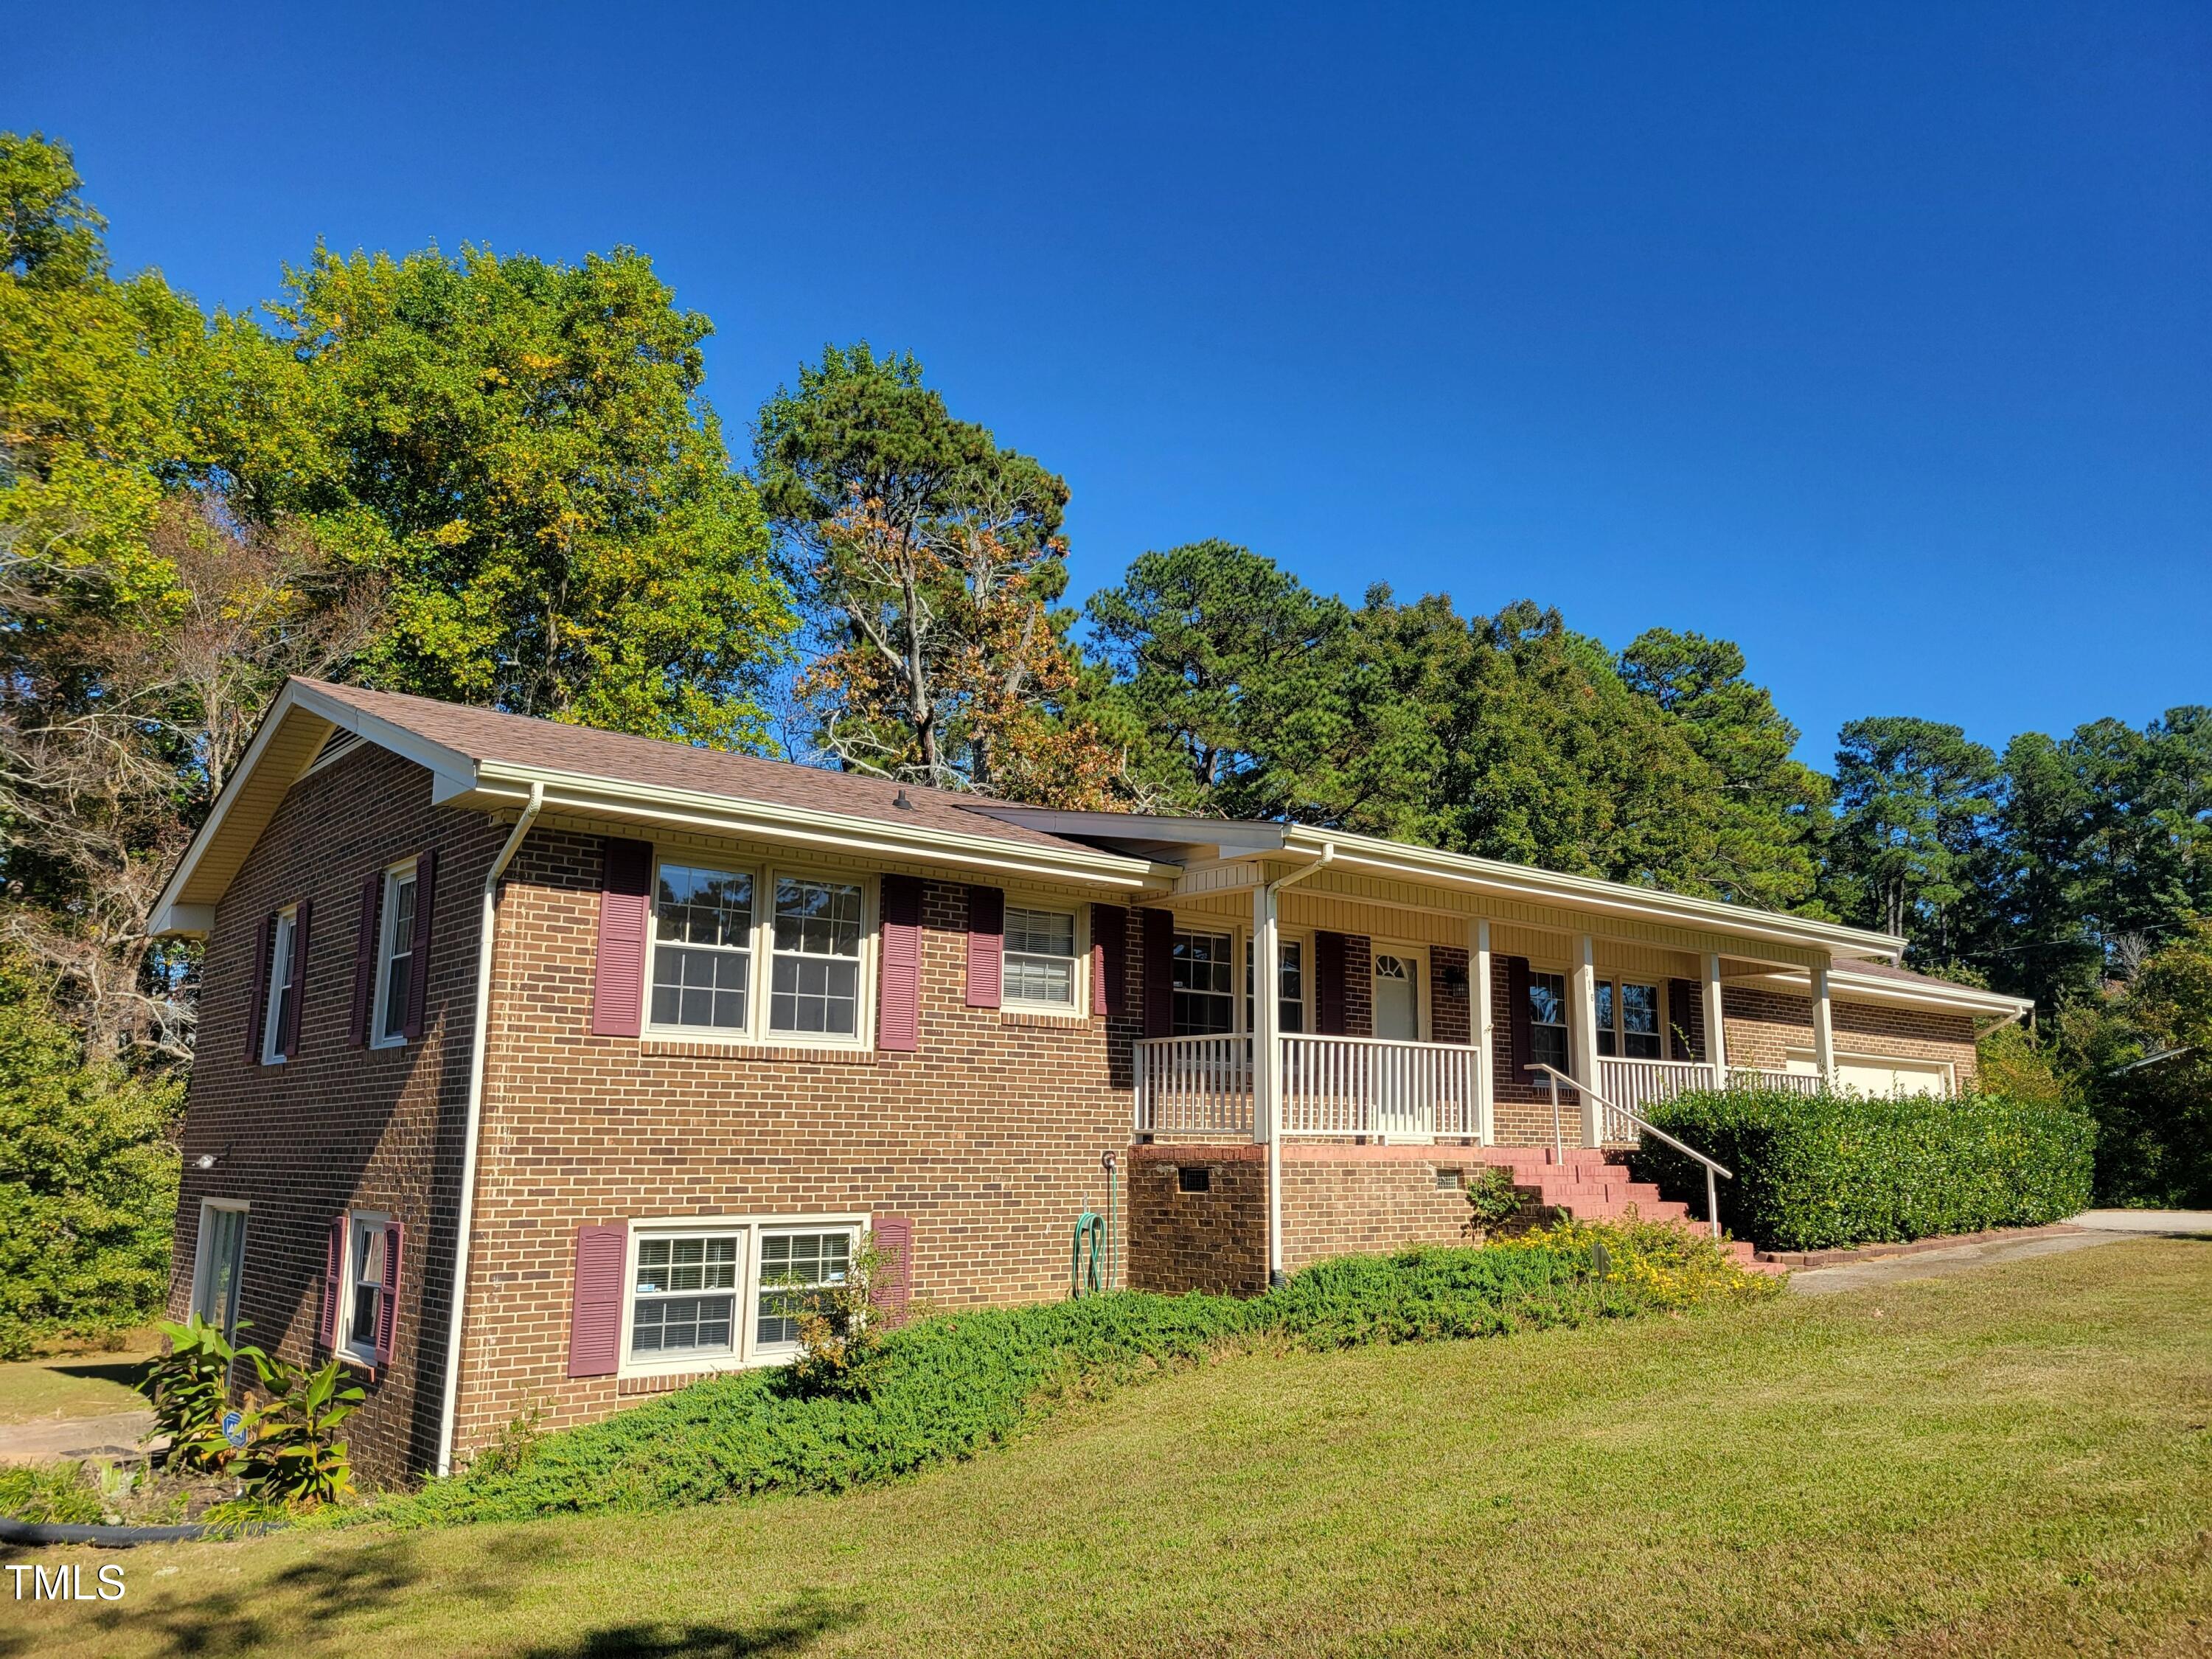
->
9;1239;2210;1658
0;1343;154;1427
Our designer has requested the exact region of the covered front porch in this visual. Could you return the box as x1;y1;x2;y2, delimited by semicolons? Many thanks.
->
1111;824;1893;1155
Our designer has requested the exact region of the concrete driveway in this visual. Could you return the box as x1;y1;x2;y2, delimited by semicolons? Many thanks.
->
1790;1208;2211;1296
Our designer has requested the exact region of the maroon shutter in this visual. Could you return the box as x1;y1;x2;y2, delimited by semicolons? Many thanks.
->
1507;955;1533;1084
245;914;274;1063
278;899;313;1059
1669;978;1701;1062
567;1222;628;1378
373;1220;404;1366
319;1216;344;1349
965;886;1004;1009
1141;908;1176;1038
349;874;380;1046
1090;904;1125;1018
1314;931;1348;1036
870;1213;914;1325
878;875;922;1051
398;849;438;1040
591;838;654;1037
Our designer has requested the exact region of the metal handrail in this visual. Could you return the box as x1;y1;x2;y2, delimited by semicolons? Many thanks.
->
1524;1062;1733;1239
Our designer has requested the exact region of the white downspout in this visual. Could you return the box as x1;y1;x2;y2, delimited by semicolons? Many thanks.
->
1262;844;1335;1288
434;781;543;1478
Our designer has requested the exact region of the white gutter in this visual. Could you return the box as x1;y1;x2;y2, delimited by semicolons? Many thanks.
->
1260;844;1335;1287
434;781;543;1478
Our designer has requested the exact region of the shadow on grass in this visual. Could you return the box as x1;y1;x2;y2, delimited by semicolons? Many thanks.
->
515;1591;865;1657
45;1359;150;1389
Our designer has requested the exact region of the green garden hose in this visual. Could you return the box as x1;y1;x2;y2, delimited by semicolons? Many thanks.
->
1071;1209;1106;1297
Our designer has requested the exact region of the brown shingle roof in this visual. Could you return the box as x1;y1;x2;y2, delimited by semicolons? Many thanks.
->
295;679;1105;855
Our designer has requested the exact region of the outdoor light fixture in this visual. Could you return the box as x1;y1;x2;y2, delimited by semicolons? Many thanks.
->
193;1141;232;1172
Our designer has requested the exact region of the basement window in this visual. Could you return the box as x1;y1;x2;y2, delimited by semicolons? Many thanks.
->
1435;1169;1463;1191
1177;1166;1212;1194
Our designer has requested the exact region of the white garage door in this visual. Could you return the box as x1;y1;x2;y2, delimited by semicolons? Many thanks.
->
1785;1051;1953;1097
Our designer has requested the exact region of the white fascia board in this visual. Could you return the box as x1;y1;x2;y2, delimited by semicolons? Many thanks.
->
1277;827;1907;961
469;764;1178;891
1741;964;2035;1019
149;902;218;939
148;680;483;933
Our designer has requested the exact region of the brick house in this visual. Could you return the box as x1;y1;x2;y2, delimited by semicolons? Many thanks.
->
150;678;2033;1482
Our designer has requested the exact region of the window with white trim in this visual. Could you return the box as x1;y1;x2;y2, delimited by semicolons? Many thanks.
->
1596;981;1663;1060
644;858;872;1045
1003;905;1079;1009
372;866;418;1046
1172;930;1237;1035
338;1211;389;1365
630;1231;742;1360
1528;971;1568;1073
192;1200;248;1341
755;1230;853;1350
261;908;299;1065
652;864;754;1031
1244;939;1307;1034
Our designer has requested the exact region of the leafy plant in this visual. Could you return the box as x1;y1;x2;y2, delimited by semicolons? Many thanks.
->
788;1232;890;1397
240;1354;364;1506
1463;1166;1526;1232
0;1460;105;1524
1632;1085;2096;1251
142;1314;264;1472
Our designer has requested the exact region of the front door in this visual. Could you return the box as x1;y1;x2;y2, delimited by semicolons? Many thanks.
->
1371;950;1422;1042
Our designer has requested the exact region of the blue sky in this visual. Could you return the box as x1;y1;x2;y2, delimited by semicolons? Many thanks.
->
10;2;2207;766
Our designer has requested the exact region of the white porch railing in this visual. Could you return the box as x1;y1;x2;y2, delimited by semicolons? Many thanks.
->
1134;1034;1253;1137
1280;1033;1477;1140
1135;1039;1826;1145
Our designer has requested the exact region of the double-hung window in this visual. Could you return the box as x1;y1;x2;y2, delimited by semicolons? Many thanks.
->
262;908;299;1064
630;1232;742;1362
646;859;869;1044
1243;939;1307;1033
1528;971;1569;1073
1003;906;1079;1009
1596;981;1663;1060
1172;930;1237;1035
372;866;419;1046
339;1211;389;1365
755;1230;853;1352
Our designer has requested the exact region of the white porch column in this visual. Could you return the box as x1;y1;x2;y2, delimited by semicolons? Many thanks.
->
1812;959;1835;1082
1472;918;1495;1144
1571;933;1601;1147
1254;880;1284;1283
1703;952;1729;1084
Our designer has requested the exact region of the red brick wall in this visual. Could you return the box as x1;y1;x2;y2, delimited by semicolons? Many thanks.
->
1279;1146;1486;1270
166;744;505;1481
1124;1144;1268;1295
449;830;1140;1463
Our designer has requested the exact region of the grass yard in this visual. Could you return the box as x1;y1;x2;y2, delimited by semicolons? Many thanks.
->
7;1238;2209;1658
0;1343;154;1427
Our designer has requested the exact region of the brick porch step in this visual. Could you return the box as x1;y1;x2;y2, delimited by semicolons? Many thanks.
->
1473;1146;1790;1275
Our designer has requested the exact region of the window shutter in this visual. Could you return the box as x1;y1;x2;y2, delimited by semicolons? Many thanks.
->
566;1222;628;1379
870;1214;914;1325
279;899;313;1059
373;1220;404;1366
591;838;653;1037
878;875;922;1051
1314;931;1348;1037
245;914;274;1063
1141;908;1175;1039
349;874;380;1047
1506;955;1533;1084
965;886;1004;1009
400;849;438;1040
1668;978;1701;1061
319;1216;344;1349
1090;904;1124;1018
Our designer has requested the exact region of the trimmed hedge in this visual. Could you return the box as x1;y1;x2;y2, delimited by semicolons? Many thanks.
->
1633;1086;2096;1252
392;1222;1774;1527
